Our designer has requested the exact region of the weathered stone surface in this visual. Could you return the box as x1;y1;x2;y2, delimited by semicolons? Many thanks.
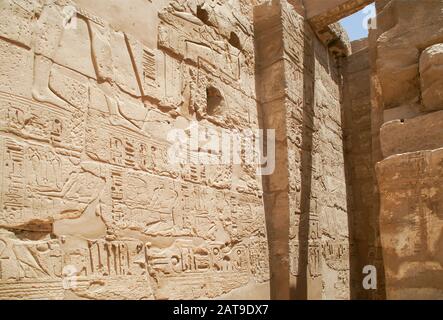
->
420;43;443;111
373;0;443;300
255;0;350;300
351;38;368;53
1;0;441;301
0;0;271;300
380;110;443;158
376;0;443;111
377;149;443;299
0;0;34;48
315;22;352;57
343;43;385;299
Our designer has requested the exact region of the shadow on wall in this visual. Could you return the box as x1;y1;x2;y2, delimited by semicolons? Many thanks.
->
253;2;316;300
341;35;386;300
253;2;290;300
253;1;386;300
291;18;316;300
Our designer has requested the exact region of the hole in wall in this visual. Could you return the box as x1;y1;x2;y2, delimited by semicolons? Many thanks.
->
229;32;242;51
206;86;224;116
197;5;214;27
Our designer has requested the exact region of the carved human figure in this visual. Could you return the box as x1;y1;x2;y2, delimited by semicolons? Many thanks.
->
32;3;148;135
31;162;107;238
32;3;66;107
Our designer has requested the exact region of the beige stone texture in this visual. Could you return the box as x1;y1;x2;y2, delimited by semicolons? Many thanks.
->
255;0;350;300
373;0;443;300
1;0;442;301
380;111;443;158
343;42;386;300
375;0;443;111
377;149;443;299
420;44;443;111
0;0;270;300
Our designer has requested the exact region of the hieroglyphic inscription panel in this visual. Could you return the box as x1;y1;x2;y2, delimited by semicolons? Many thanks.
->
0;0;269;300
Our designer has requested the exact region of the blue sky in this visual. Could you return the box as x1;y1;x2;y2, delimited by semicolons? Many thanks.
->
340;4;376;41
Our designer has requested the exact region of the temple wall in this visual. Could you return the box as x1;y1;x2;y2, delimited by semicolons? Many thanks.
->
4;0;441;301
0;0;270;300
255;0;350;300
343;42;385;299
371;0;443;299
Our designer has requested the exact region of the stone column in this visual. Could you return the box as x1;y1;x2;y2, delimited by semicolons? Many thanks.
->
372;0;443;299
255;0;351;300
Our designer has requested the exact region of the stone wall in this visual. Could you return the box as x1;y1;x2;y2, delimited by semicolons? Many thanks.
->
343;41;385;299
255;0;350;300
371;0;443;299
0;0;270;300
4;0;441;301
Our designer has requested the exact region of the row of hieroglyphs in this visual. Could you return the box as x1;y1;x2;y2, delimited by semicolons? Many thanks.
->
0;0;264;227
279;1;349;299
0;230;267;299
0;234;246;300
0;0;262;194
0;92;260;196
0;226;349;299
0;0;271;299
0;0;260;133
0;136;266;243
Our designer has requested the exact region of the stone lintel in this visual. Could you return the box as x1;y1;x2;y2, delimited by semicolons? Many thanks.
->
305;0;374;30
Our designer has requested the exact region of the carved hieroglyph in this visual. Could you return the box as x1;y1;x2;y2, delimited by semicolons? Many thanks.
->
0;0;362;300
0;0;270;300
255;0;350;300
